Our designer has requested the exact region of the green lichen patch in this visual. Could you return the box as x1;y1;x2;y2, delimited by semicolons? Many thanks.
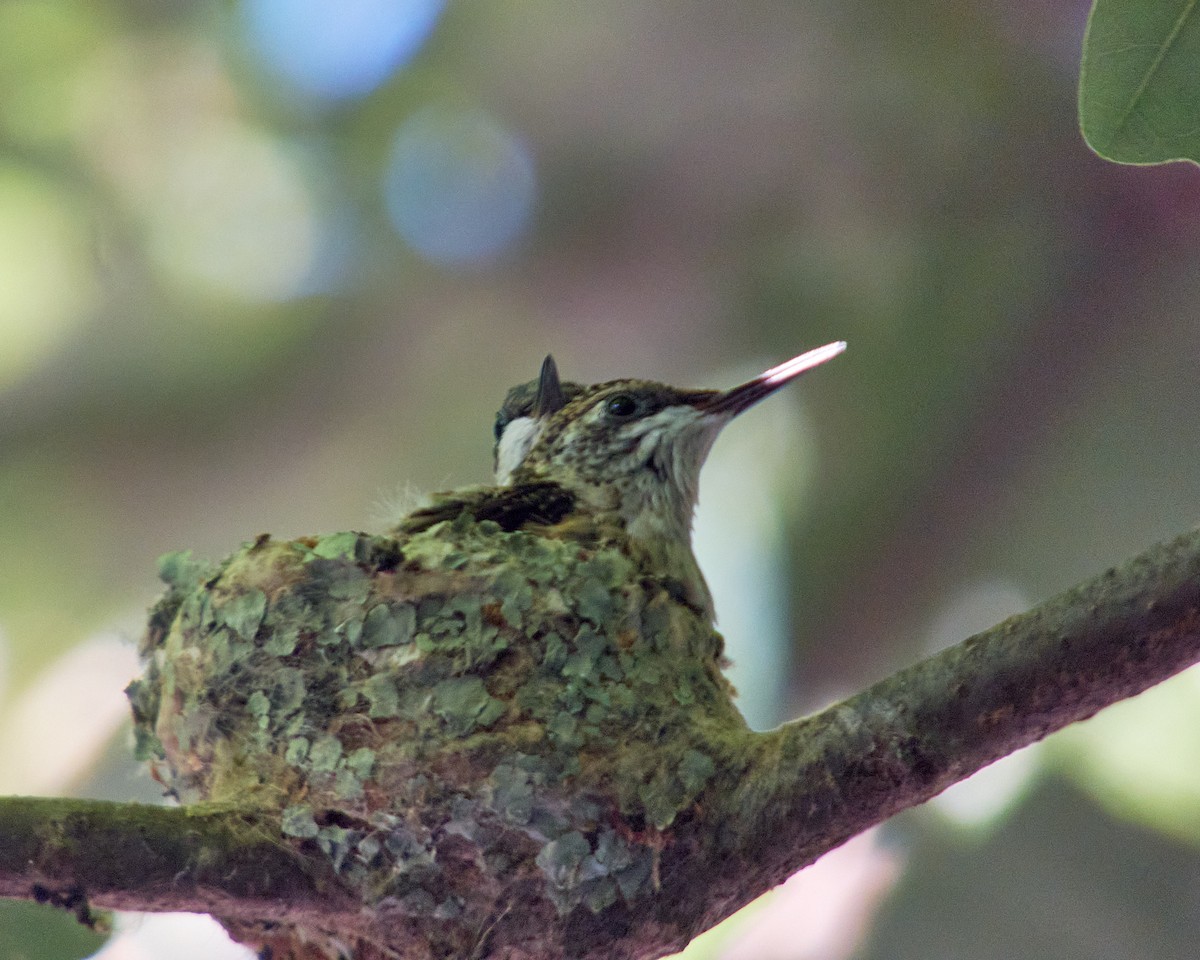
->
308;734;343;773
535;831;592;908
678;748;716;793
280;804;319;839
345;747;375;780
285;736;309;765
262;624;299;656
487;762;535;825
215;589;267;640
157;550;216;592
431;677;505;736
308;531;362;561
361;674;401;718
361;602;415;648
531;824;655;915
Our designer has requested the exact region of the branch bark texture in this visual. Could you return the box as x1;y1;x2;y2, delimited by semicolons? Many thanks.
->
3;525;1199;959
0;798;351;922
700;524;1200;927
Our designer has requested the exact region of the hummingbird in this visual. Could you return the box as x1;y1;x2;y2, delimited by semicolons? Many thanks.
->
399;341;846;619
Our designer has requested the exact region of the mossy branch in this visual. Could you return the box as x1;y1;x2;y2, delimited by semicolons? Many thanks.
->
0;798;353;923
3;525;1200;958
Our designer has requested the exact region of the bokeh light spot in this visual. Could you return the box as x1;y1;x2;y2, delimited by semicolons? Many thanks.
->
0;166;97;388
94;912;255;960
146;122;323;302
384;106;537;265
241;0;445;101
0;632;138;795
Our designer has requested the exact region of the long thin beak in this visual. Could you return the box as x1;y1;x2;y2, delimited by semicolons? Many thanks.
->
697;340;846;417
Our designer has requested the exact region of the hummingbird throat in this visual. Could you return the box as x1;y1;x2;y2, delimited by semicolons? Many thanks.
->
619;408;724;544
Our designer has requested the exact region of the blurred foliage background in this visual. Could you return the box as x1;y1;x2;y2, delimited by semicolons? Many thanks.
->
2;0;1200;957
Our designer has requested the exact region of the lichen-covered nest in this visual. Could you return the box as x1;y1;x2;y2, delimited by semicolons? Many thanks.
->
127;512;746;955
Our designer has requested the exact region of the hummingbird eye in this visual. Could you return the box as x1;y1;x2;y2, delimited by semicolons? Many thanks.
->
603;393;641;420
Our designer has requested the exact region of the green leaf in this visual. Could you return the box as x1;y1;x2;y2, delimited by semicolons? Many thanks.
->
1079;0;1200;165
0;900;108;960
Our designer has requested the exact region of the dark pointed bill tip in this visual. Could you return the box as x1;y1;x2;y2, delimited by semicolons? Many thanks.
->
533;354;566;418
698;340;846;417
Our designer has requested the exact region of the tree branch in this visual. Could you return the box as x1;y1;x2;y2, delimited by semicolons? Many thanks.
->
2;525;1199;958
0;798;351;924
694;524;1200;931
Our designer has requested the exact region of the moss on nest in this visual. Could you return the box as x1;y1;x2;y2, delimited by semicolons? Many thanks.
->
128;514;745;925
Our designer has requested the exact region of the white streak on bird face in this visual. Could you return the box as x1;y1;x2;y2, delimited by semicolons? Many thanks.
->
494;416;541;485
492;355;582;485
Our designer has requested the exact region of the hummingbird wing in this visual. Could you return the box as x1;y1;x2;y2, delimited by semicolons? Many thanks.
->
395;481;578;535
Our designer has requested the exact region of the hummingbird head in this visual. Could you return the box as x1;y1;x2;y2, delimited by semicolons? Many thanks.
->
493;356;584;485
508;341;847;546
